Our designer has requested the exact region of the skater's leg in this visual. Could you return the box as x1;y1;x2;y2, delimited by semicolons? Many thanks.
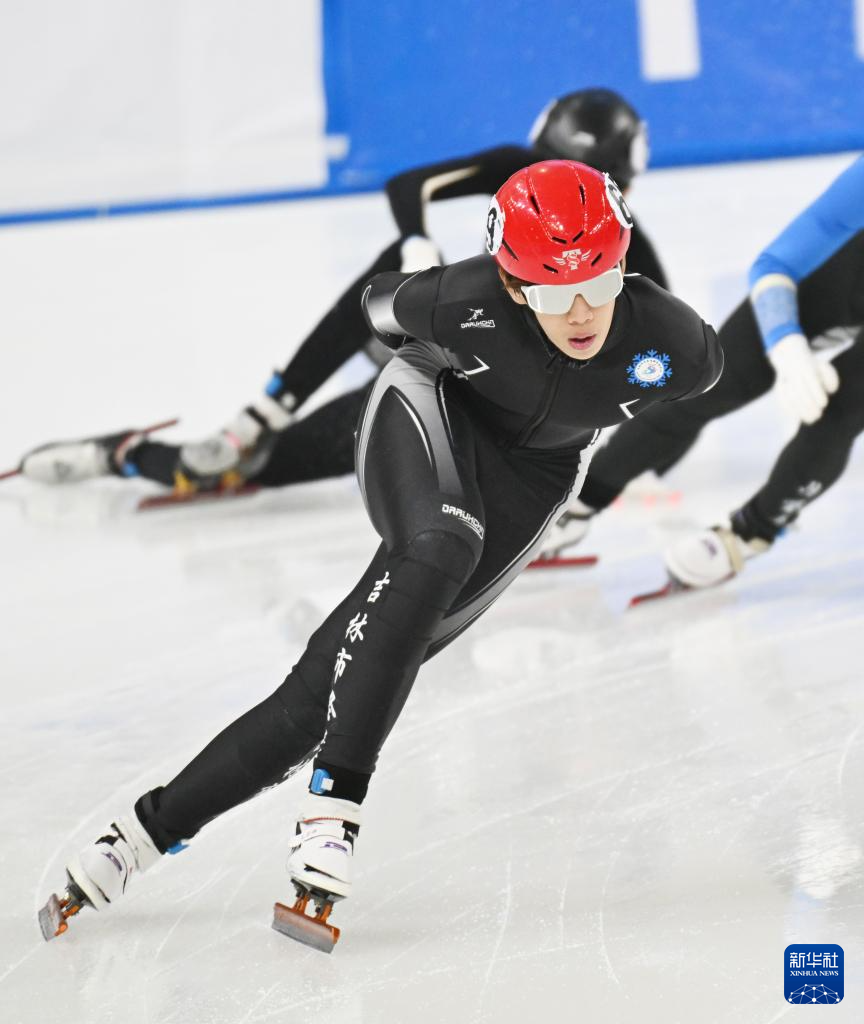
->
309;349;490;778
277;240;402;409
100;382;373;492
579;298;774;511
315;356;587;775
733;329;864;540
130;383;373;491
41;545;391;933
663;329;864;588
251;384;373;488
137;344;486;847
137;544;392;851
126;440;179;486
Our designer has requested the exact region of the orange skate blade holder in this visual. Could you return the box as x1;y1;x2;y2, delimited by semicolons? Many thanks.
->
272;892;340;954
219;469;246;491
172;469;199;496
38;893;83;941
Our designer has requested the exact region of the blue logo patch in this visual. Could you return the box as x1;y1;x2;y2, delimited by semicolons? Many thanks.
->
626;349;672;388
784;944;843;1003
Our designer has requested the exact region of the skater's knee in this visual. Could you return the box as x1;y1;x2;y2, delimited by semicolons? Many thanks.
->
403;527;482;584
272;673;329;741
371;529;480;633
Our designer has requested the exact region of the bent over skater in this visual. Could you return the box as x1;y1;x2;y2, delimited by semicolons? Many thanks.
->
541;155;864;591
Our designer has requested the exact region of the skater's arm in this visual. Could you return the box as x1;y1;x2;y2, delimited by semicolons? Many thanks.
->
747;156;862;422
361;268;442;348
385;146;532;239
673;322;724;401
749;155;864;350
271;238;406;408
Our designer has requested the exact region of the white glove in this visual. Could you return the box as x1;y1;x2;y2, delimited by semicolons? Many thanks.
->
768;333;839;425
399;235;442;273
180;393;295;480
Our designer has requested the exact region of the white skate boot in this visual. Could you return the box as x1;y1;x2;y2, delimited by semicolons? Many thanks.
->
17;419;178;484
38;812;162;940
664;524;771;589
272;794;362;953
21;432;140;483
180;391;295;482
537;497;595;560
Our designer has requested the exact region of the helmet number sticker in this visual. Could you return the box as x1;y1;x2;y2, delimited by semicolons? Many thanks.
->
605;174;634;229
485;197;505;255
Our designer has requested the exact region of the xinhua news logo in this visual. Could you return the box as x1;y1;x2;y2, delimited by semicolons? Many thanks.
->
784;944;844;1004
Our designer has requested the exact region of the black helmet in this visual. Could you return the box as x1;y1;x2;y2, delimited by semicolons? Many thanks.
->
530;88;648;190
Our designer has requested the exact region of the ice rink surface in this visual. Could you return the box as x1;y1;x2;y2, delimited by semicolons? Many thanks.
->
1;154;863;1023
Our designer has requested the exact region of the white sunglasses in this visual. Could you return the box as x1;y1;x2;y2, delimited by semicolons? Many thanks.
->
521;266;624;315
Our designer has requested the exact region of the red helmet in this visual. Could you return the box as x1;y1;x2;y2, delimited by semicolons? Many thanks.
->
485;160;632;284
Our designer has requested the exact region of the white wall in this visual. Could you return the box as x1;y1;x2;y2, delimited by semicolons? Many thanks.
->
0;0;326;212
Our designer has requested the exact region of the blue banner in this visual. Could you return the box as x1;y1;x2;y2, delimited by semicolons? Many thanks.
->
323;1;864;190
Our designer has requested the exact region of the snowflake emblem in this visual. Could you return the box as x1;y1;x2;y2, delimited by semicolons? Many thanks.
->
626;349;673;388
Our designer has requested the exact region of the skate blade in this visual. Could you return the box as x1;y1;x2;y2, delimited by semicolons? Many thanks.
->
628;577;689;609
272;900;340;954
38;893;82;941
137;484;259;511
527;553;598;569
138;417;180;436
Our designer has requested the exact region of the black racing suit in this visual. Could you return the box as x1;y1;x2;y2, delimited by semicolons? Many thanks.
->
578;231;864;541
135;256;719;851
131;146;668;490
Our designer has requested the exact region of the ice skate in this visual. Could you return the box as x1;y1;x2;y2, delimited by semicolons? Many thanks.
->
10;418;178;485
272;794;362;954
664;524;770;588
527;551;598;569
629;524;771;607
136;434;268;509
38;812;162;941
163;389;295;505
137;398;290;510
532;498;596;567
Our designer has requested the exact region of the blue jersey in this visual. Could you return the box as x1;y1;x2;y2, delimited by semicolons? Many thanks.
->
749;155;864;350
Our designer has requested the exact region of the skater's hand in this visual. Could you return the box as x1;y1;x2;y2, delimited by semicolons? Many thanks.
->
768;333;839;425
180;394;294;485
399;235;441;273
